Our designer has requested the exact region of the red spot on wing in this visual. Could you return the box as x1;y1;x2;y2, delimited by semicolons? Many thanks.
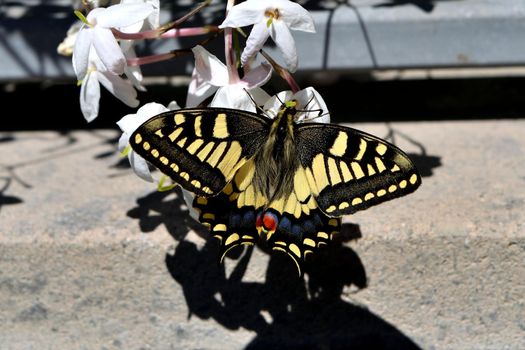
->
256;210;279;233
262;211;278;232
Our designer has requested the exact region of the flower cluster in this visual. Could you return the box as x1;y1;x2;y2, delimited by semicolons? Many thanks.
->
61;0;330;186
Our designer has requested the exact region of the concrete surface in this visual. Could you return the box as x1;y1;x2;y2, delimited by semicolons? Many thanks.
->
0;120;524;349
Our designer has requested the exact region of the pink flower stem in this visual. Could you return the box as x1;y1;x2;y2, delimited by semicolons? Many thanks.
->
224;0;240;84
113;26;218;40
259;49;301;93
126;51;190;66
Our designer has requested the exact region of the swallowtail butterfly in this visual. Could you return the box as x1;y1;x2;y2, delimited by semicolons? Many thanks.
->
131;101;421;274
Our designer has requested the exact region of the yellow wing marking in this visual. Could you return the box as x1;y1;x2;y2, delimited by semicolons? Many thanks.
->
194;115;202;137
367;164;376;176
196;142;215;161
213;113;229;139
216;142;243;178
225;233;240;246
304;167;319;196
168;128;182;142
174;113;185;125
355;139;367;160
351;162;365;179
293;167;311;202
206;142;227;167
176;137;187;148
376;143;387;155
187;139;204;155
288;243;301;258
312;154;329;191
339;161;353;182
375;157;387;172
327;157;342;185
234;160;256;191
329;131;347;157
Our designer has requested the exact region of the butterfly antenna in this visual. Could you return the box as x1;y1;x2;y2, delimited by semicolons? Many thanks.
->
303;111;330;122
302;94;316;110
243;88;269;117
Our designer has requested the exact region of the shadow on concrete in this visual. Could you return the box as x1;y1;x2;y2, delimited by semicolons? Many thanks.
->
0;176;23;213
384;125;442;178
128;187;422;349
372;0;462;12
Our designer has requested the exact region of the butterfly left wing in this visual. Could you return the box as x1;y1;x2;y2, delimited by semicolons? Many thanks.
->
294;123;421;217
130;108;270;197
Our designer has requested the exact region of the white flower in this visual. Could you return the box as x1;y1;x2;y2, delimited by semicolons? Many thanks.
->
187;45;272;110
263;87;330;123
57;21;83;56
79;53;139;122
219;0;315;73
117;101;180;182
118;0;160;92
120;0;160;33
73;2;154;80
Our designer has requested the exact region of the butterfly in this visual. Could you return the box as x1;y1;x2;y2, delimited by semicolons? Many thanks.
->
130;100;421;274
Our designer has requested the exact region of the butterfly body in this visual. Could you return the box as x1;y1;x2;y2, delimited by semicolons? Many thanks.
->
131;101;421;274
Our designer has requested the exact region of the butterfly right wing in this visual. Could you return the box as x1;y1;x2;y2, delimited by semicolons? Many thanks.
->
131;108;270;197
193;160;268;261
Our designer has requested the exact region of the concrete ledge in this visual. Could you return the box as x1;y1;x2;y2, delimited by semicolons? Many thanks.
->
2;0;525;81
0;120;524;349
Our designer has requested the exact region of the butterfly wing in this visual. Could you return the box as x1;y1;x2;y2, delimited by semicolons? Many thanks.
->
193;160;268;260
131;108;270;197
295;123;421;217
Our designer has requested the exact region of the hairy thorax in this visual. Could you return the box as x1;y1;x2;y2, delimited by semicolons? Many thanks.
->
253;109;299;204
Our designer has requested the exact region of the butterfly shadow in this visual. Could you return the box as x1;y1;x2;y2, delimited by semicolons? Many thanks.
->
384;124;442;178
128;188;422;349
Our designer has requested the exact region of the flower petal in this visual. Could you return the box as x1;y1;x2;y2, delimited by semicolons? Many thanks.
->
240;21;270;67
293;87;330;123
241;63;272;88
98;71;139;107
80;72;100;122
167;100;181;110
263;90;294;118
123;47;146;91
210;85;261;112
185;67;218;108
96;3;154;28
129;151;154;182
269;20;298;72
117;102;170;141
73;27;93;79
219;0;265;28
92;27;126;75
86;8;106;23
278;1;316;32
192;45;229;86
181;188;199;221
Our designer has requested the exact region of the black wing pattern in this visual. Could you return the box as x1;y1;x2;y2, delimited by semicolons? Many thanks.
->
295;123;421;217
130;108;270;197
